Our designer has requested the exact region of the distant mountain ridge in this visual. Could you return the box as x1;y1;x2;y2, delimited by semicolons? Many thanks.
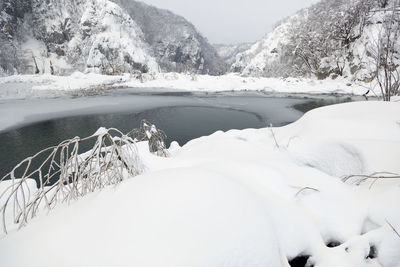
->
213;43;252;65
115;0;226;75
0;0;226;76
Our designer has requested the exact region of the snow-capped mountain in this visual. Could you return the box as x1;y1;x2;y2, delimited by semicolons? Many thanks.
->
115;0;226;75
213;43;252;65
230;19;294;77
0;0;226;76
232;0;400;82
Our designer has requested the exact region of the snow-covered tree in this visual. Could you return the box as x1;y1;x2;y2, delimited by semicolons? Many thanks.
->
232;0;397;82
368;6;400;100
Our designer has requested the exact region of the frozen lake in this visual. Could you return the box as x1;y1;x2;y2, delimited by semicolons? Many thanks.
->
0;90;358;179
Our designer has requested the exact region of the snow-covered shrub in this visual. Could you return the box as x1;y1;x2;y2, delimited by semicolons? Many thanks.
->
132;120;169;157
0;127;143;234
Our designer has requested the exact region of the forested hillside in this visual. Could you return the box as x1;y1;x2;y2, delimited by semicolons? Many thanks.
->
232;0;400;87
0;0;226;76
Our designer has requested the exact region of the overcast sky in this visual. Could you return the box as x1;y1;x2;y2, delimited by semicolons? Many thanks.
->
139;0;320;44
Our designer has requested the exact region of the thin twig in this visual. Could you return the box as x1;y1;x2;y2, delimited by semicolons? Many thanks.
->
386;219;400;239
295;187;320;198
342;172;400;187
269;124;280;149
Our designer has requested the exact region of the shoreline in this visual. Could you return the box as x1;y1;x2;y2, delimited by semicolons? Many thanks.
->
0;90;364;134
0;72;377;100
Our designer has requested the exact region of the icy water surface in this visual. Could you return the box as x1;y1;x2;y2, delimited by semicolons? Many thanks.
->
0;90;360;180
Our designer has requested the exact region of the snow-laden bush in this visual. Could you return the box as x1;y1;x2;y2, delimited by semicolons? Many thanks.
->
0;127;144;234
132;120;169;157
0;120;170;234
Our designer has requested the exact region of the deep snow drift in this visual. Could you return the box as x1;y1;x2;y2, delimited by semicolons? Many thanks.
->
0;101;399;267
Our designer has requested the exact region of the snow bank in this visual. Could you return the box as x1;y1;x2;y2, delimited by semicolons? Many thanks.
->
0;72;372;100
0;101;399;267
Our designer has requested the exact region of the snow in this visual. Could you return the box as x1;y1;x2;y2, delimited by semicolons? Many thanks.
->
231;20;293;76
214;43;252;64
0;72;372;101
230;3;400;86
0;101;399;267
81;0;158;74
20;37;73;74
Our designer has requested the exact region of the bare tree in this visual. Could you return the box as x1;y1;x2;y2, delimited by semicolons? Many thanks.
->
50;60;55;75
97;43;126;75
378;0;389;8
368;6;400;101
32;54;40;74
0;36;29;75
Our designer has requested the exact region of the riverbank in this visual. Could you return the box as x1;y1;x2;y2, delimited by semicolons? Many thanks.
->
0;101;399;267
0;72;374;100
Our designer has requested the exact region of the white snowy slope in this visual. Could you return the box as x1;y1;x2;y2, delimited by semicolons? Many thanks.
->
115;0;227;75
231;19;293;77
0;0;225;76
232;0;400;82
16;0;157;75
214;43;252;65
0;101;399;267
74;0;158;74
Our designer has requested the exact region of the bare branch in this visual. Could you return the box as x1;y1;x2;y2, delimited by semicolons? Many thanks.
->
295;187;320;198
342;172;400;189
0;122;168;234
386;219;400;239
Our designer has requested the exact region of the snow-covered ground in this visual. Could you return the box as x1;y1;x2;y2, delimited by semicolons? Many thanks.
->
0;101;399;267
0;72;374;100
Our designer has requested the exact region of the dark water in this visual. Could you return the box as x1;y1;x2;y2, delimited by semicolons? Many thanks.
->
292;97;354;113
0;92;361;180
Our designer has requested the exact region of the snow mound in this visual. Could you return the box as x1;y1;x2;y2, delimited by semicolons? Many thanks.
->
0;170;282;267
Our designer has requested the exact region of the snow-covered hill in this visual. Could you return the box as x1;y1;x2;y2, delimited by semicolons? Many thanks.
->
230;19;294;77
214;43;252;65
116;0;227;75
0;0;226;76
232;0;400;83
